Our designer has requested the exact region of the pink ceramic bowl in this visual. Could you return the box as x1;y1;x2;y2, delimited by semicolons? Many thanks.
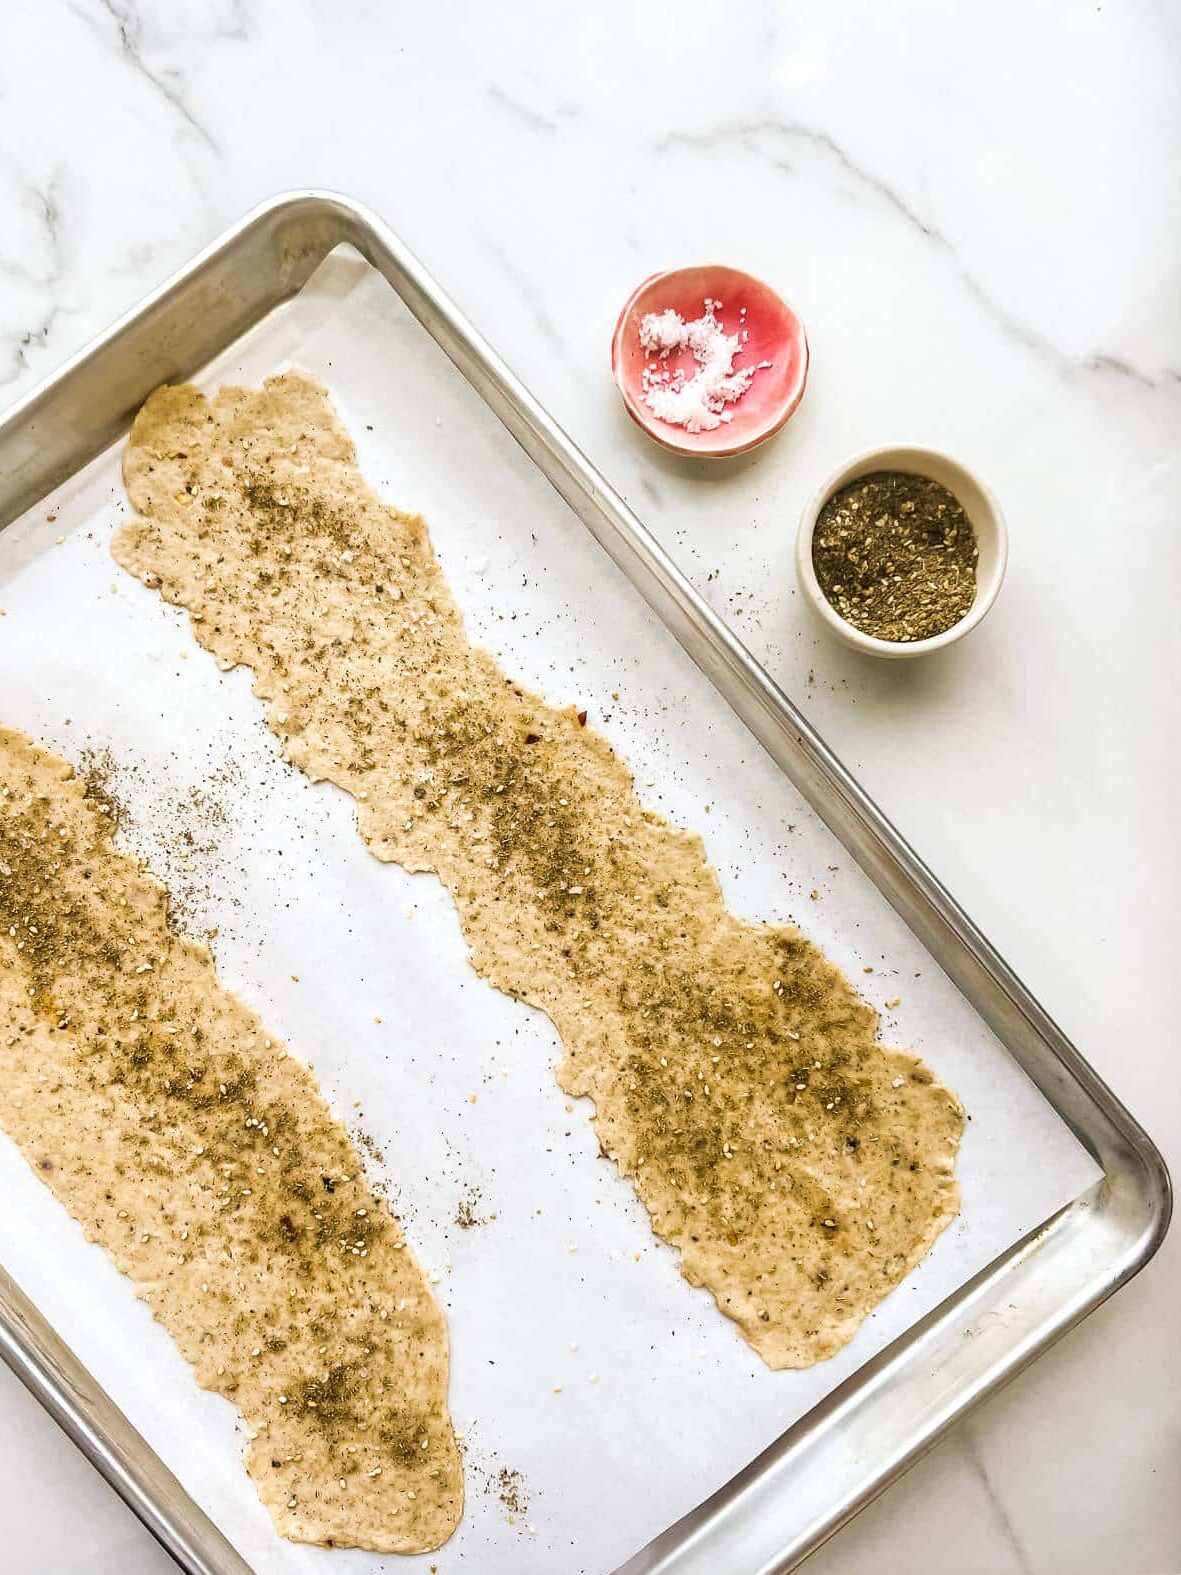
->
611;264;809;458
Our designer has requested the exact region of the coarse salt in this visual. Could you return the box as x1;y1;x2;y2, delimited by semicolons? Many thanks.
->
638;299;767;433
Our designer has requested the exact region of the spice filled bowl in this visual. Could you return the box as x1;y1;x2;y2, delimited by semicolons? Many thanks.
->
611;265;809;458
796;445;1008;659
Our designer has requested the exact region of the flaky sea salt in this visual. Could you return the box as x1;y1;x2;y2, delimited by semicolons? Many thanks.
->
638;309;686;355
638;299;766;432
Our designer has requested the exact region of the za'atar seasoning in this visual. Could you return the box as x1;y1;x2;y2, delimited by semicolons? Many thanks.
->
811;471;978;642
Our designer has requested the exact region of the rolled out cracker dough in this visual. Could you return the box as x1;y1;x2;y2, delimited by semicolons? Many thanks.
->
0;725;462;1552
114;371;964;1370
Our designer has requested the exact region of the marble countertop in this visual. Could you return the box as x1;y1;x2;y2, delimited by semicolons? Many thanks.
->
0;3;1177;1573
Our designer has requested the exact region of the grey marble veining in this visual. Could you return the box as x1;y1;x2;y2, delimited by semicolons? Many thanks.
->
655;118;1181;390
84;0;222;150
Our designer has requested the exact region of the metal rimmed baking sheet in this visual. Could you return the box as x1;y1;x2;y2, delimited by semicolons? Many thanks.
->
0;195;1168;1575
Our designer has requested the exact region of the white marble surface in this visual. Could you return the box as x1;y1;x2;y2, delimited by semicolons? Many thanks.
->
0;3;1177;1573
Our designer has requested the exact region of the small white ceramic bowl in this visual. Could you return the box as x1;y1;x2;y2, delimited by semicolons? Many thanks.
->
796;445;1008;659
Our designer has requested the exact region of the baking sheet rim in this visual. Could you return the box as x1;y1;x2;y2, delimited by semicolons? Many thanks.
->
0;191;1168;1575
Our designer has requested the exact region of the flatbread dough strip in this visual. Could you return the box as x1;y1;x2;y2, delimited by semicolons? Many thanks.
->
115;371;964;1370
0;725;462;1552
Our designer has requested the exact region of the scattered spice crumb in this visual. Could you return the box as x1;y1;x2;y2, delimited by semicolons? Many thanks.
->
495;1467;528;1517
454;1184;494;1232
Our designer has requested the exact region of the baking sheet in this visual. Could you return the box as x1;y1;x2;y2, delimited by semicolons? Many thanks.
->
0;251;1100;1575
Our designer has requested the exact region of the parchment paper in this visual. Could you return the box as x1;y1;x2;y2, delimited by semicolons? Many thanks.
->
0;253;1101;1575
